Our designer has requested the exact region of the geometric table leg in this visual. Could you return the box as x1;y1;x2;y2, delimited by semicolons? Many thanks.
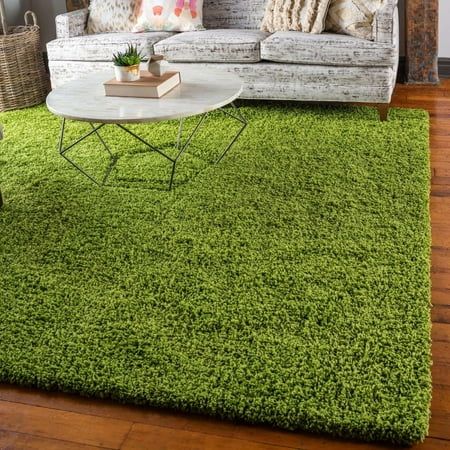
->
58;118;118;186
168;114;208;190
115;123;177;190
116;115;208;191
168;102;247;187
58;102;247;191
215;102;247;164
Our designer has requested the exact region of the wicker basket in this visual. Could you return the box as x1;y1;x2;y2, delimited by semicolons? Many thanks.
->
0;3;49;112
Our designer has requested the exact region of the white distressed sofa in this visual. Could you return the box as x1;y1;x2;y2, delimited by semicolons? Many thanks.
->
48;0;399;120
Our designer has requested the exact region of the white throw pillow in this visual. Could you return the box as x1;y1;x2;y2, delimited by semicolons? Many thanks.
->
326;0;383;41
261;0;332;33
87;0;137;34
133;0;205;32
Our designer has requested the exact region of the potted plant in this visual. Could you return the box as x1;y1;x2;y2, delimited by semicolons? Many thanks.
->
112;44;143;82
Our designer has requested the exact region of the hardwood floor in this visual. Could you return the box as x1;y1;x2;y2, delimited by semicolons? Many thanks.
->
1;81;450;450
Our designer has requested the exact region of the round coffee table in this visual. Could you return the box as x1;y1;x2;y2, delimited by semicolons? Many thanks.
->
46;67;247;190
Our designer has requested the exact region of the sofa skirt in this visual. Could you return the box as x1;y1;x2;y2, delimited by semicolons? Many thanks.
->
48;60;396;104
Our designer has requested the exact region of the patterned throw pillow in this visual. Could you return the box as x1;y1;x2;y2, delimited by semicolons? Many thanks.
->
326;0;382;41
87;0;137;34
133;0;204;32
261;0;332;34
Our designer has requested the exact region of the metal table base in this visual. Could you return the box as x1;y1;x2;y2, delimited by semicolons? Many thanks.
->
58;103;247;190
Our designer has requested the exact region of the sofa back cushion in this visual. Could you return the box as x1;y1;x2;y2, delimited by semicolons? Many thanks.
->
202;0;267;29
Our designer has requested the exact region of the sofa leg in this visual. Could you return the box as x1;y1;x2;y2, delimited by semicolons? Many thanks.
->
377;104;389;121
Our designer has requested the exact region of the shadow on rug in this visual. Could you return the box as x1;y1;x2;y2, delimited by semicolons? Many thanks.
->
0;103;431;444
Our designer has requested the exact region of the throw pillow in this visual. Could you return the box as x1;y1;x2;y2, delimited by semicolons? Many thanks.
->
326;0;382;41
133;0;204;32
260;0;332;33
87;0;137;34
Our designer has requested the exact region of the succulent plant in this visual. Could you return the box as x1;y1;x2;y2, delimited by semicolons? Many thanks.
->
112;44;143;67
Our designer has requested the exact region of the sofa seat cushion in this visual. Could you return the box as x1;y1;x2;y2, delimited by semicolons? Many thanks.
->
154;29;270;63
261;31;397;67
47;32;175;62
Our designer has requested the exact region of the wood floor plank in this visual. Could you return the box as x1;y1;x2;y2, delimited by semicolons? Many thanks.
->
431;191;450;199
432;288;450;306
431;341;450;388
431;148;450;163
430;197;450;213
429;386;450;440
432;176;450;185
1;387;429;450
431;224;450;248
0;430;110;450
1;385;438;450
412;438;450;450
407;95;450;104
432;340;450;365
0;385;314;449
230;425;403;450
432;248;450;271
432;158;450;177
121;423;296;450
432;139;450;150
0;384;191;433
431;385;450;414
428;410;450;441
431;196;450;222
429;421;450;443
0;401;132;449
432;363;450;387
432;323;450;342
432;305;450;323
396;101;450;115
432;272;450;291
125;422;450;450
430;120;450;135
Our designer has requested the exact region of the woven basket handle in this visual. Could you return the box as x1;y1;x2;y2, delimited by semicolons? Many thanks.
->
24;10;38;26
0;0;8;36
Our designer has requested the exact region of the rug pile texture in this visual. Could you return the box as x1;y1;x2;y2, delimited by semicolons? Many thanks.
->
0;104;431;444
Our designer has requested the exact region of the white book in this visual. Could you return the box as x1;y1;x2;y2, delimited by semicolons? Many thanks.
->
104;71;181;99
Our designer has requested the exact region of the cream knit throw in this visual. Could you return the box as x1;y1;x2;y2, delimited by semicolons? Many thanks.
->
261;0;332;33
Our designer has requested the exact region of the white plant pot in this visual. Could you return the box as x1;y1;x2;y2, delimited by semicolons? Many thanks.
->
114;64;140;82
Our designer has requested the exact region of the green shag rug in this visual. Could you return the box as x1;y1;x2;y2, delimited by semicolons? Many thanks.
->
0;104;431;444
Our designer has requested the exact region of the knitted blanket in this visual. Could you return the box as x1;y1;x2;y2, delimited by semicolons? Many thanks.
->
261;0;331;33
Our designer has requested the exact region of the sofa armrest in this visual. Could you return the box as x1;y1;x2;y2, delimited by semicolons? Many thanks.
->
375;0;398;44
55;8;88;39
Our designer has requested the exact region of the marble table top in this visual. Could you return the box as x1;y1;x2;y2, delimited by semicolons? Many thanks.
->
46;66;243;124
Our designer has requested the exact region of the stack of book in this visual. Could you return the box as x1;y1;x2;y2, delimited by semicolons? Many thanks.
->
104;71;181;99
